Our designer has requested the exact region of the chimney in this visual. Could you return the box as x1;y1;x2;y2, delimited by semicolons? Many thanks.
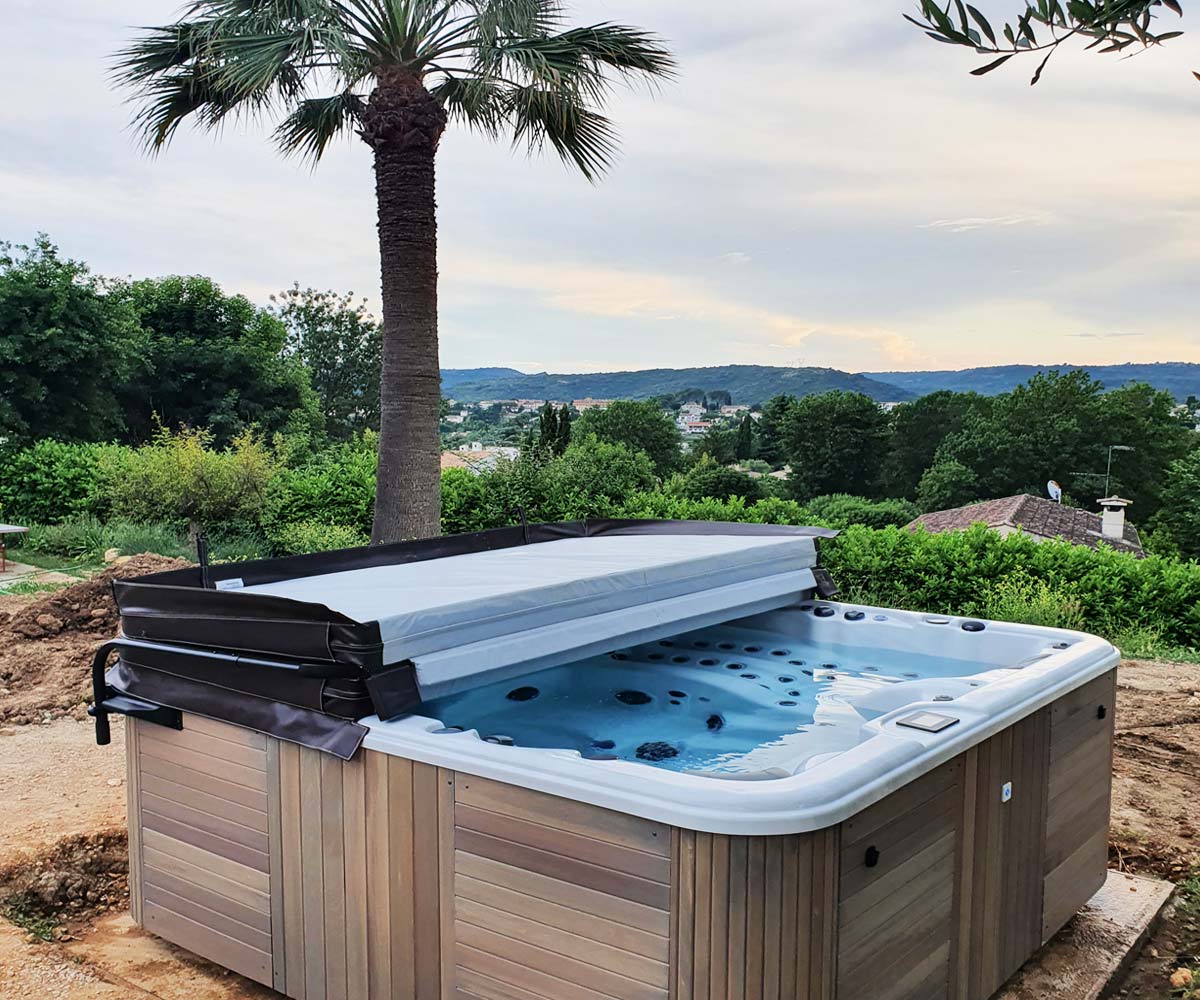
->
1097;496;1132;540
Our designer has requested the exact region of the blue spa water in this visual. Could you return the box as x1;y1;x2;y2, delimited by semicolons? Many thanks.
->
416;622;991;774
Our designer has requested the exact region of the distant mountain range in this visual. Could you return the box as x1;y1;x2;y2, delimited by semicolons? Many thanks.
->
441;365;915;403
864;363;1200;401
440;362;1200;406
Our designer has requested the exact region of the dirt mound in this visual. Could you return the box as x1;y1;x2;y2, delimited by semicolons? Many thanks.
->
0;831;128;940
1109;658;1200;880
0;555;188;725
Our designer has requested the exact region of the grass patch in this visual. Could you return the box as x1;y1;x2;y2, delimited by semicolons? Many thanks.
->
1;892;58;941
1111;627;1200;666
0;578;69;596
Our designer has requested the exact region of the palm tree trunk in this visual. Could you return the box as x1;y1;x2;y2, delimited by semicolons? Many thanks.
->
361;74;447;543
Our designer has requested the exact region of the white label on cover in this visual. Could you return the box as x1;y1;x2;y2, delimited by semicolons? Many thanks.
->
215;577;245;591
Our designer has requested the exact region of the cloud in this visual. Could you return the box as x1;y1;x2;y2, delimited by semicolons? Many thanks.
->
919;212;1058;233
2;0;1197;376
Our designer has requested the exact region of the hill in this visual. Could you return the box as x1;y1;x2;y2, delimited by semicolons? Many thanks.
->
864;362;1200;400
440;365;913;405
440;367;525;390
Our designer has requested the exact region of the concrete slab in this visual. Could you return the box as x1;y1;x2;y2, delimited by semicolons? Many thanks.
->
997;870;1175;1000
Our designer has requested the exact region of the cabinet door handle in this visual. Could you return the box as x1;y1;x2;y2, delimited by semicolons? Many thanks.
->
865;845;880;868
1097;704;1107;720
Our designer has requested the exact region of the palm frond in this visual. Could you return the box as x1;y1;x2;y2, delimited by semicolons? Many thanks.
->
428;74;504;136
273;91;366;162
509;85;617;181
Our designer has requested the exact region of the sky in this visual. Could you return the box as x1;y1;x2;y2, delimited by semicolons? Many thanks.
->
2;1;1198;375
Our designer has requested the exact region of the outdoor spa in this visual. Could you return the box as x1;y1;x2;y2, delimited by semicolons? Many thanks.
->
89;519;1117;1000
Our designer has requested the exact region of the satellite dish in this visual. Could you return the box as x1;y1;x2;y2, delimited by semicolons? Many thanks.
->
1046;480;1062;503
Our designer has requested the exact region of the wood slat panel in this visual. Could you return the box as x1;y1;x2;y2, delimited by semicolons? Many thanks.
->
266;739;287;995
837;759;960;1000
142;808;269;873
456;945;623;1000
279;741;306;999
143;899;272;984
456;897;669;988
321;753;348;1000
143;864;271;933
959;709;1051;1000
183;714;269;749
456;804;671;884
675;829;837;1000
1042;670;1114;943
456;853;670;937
141;790;270;853
457;923;665;1000
127;718;145;926
456;777;668;1000
342;754;369;1000
138;738;268;792
139;752;269;812
143;882;274;953
456;874;666;961
141;844;270;913
388;755;417;1000
140;724;267;773
142;826;270;895
141;772;268;833
364;749;394;1000
456;776;669;856
457;829;670;911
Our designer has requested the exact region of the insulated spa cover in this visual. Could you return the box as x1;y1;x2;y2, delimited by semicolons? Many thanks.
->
96;519;835;759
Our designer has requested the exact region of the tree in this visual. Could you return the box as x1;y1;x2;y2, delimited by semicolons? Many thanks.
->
272;285;381;440
781;391;890;501
1088;381;1195;514
574;400;681;475
1147;447;1200;560
108;275;323;447
556;404;572;454
692;425;738;466
671;457;764;503
735;413;755;461
115;2;673;543
0;236;143;444
755;395;796;469
916;458;980;512
880;391;988;498
910;0;1192;86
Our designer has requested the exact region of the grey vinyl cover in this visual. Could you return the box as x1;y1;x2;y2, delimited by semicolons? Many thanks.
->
241;533;819;669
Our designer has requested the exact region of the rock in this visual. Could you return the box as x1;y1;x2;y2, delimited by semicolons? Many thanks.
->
103;548;120;563
106;778;123;788
1170;968;1194;989
89;608;107;619
0;727;16;737
35;613;62;632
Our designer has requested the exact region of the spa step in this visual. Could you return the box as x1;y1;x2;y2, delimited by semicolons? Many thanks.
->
995;869;1174;1000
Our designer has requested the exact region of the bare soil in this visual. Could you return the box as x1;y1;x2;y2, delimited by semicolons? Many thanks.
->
0;630;1195;998
0;555;186;725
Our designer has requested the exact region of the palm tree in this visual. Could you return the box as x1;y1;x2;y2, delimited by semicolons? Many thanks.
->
113;0;674;542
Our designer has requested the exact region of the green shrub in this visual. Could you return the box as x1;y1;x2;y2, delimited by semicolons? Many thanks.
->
270;521;368;555
966;577;1086;631
100;427;275;535
802;494;920;530
103;521;190;559
823;524;1200;648
263;440;376;537
17;517;108;558
207;532;271;563
669;460;765;503
440;468;494;535
0;440;122;523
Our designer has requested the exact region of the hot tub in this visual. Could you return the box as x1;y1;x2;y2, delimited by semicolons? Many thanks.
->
91;519;1117;1000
